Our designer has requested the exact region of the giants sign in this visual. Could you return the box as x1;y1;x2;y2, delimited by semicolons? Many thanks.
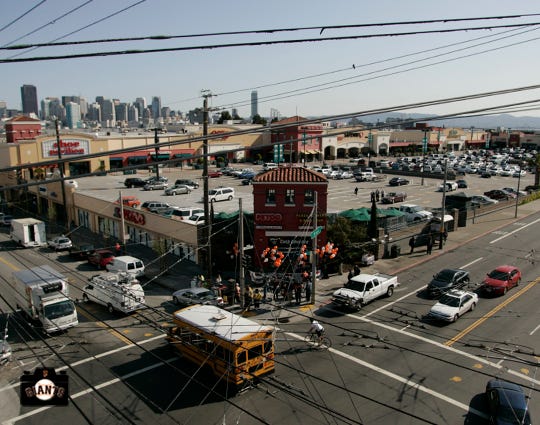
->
113;207;146;226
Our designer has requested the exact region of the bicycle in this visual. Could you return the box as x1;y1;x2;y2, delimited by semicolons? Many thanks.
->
304;332;332;349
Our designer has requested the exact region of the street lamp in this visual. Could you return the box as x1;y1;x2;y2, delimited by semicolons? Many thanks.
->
302;128;307;168
421;129;428;186
514;163;522;218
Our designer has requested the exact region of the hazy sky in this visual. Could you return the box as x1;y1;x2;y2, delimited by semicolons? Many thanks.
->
2;0;540;120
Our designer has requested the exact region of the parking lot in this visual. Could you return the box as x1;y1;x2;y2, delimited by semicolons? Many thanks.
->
75;160;536;217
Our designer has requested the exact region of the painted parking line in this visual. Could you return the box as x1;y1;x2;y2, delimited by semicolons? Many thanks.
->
445;277;540;347
77;307;134;345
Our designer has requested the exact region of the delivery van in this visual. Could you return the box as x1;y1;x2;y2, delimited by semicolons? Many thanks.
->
106;255;145;277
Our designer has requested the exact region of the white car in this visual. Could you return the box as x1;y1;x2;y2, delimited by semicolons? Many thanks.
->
47;236;73;251
471;195;499;206
428;289;478;322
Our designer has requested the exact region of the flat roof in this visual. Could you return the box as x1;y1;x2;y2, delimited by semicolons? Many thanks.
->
173;304;273;343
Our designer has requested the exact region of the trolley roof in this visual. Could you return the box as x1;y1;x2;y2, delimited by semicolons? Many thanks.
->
173;305;273;343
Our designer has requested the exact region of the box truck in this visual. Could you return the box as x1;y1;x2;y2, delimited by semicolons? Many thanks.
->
82;272;145;314
11;265;78;333
10;218;47;248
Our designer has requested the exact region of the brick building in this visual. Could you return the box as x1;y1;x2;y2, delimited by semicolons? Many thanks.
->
252;166;328;271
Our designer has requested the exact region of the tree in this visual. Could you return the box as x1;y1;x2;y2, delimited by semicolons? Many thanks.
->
218;111;232;124
252;114;267;125
528;153;540;186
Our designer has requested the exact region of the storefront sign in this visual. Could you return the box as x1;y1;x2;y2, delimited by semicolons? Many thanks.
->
255;213;282;224
209;130;230;140
113;207;146;226
42;139;90;158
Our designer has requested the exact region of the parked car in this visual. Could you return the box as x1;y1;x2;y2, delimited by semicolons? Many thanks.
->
388;177;409;186
87;249;115;269
141;201;171;214
485;379;532;425
480;171;492;178
502;187;527;197
172;287;224;307
482;265;521;296
426;268;470;298
456;179;468;188
143;181;169;191
124;178;146;188
145;176;168;184
208;170;223;178
47;235;73;251
175;179;199;189
69;243;96;260
484;189;511;201
164;184;192;196
437;182;458;192
427;289;478;322
471;195;499;206
206;187;235;202
381;192;407;204
116;196;141;208
499;188;517;199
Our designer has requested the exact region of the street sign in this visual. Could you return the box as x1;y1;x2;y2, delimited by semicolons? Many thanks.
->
310;226;324;239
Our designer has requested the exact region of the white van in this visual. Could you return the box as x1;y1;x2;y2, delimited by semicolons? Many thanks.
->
83;272;145;314
168;207;204;221
263;162;278;170
205;187;235;202
106;255;145;277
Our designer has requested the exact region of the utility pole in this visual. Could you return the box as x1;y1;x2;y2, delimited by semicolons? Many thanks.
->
311;191;318;304
54;119;69;229
153;127;160;181
421;129;428;186
439;159;447;250
238;198;245;308
202;90;212;279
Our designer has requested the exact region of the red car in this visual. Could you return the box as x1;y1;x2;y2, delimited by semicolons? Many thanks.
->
88;249;115;269
208;170;223;178
482;265;521;296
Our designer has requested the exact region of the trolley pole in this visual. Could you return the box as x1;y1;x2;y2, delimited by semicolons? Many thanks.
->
311;191;318;304
202;90;212;279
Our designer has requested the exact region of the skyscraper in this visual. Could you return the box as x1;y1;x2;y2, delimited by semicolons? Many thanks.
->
251;90;258;118
21;84;38;116
151;96;161;119
66;102;81;129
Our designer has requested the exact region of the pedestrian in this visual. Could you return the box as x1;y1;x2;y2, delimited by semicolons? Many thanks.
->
234;283;241;304
427;235;433;255
244;285;254;310
253;288;262;309
375;189;380;202
442;230;448;243
409;236;415;254
262;276;268;301
294;281;302;305
347;269;354;280
305;279;312;303
353;264;361;276
115;242;121;256
354;187;358;196
370;191;375;202
380;189;385;199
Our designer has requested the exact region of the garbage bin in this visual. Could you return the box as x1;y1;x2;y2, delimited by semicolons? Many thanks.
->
390;244;400;258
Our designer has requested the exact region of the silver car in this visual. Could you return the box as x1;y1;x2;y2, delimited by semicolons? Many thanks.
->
165;184;192;196
143;181;169;191
172;287;223;307
47;236;73;251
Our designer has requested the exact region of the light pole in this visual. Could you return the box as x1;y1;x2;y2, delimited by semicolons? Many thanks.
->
421;129;428;186
439;159;448;250
302;128;307;168
514;164;522;218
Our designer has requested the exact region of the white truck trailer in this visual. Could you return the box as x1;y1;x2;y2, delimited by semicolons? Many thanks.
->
332;273;399;311
10;218;47;248
11;265;79;333
82;272;145;314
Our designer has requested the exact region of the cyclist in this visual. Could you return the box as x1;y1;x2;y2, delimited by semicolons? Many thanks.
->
308;318;325;343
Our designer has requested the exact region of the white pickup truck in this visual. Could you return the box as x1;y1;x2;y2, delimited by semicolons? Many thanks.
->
332;273;399;310
396;204;433;222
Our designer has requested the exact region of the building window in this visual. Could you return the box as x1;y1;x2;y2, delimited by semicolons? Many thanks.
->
304;189;314;205
266;189;276;205
285;189;295;205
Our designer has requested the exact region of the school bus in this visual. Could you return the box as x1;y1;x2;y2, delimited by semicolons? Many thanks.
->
166;304;275;387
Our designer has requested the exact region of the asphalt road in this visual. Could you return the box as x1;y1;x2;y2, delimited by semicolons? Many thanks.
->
0;208;538;424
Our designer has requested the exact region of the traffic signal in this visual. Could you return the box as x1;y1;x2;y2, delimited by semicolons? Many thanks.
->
241;255;251;268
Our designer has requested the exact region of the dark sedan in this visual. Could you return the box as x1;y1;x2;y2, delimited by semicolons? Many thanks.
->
456;179;468;188
484;189;511;200
381;192;407;204
388;177;409;186
426;268;470;298
485;379;531;425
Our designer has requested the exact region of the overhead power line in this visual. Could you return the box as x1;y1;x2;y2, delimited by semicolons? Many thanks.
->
3;21;540;63
1;0;95;48
0;0;47;34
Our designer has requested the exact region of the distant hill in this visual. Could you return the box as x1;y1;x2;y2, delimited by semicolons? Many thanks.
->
324;112;540;131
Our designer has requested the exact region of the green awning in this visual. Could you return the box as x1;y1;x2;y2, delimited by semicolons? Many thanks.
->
151;153;170;160
110;157;123;161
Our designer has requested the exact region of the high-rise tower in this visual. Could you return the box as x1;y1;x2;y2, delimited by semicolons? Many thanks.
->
21;84;38;116
251;91;258;118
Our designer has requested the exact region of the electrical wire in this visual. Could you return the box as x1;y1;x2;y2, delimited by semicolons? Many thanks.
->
3;21;540;63
0;0;47;34
1;0;95;48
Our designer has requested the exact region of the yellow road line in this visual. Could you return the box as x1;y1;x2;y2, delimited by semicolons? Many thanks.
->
77;308;133;345
0;256;21;270
445;277;539;347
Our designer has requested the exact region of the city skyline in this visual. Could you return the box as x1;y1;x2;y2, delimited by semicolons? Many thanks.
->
2;1;540;120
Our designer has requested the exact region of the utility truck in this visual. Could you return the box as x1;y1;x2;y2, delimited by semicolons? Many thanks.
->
11;265;78;333
332;273;399;311
10;218;47;247
82;272;145;314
